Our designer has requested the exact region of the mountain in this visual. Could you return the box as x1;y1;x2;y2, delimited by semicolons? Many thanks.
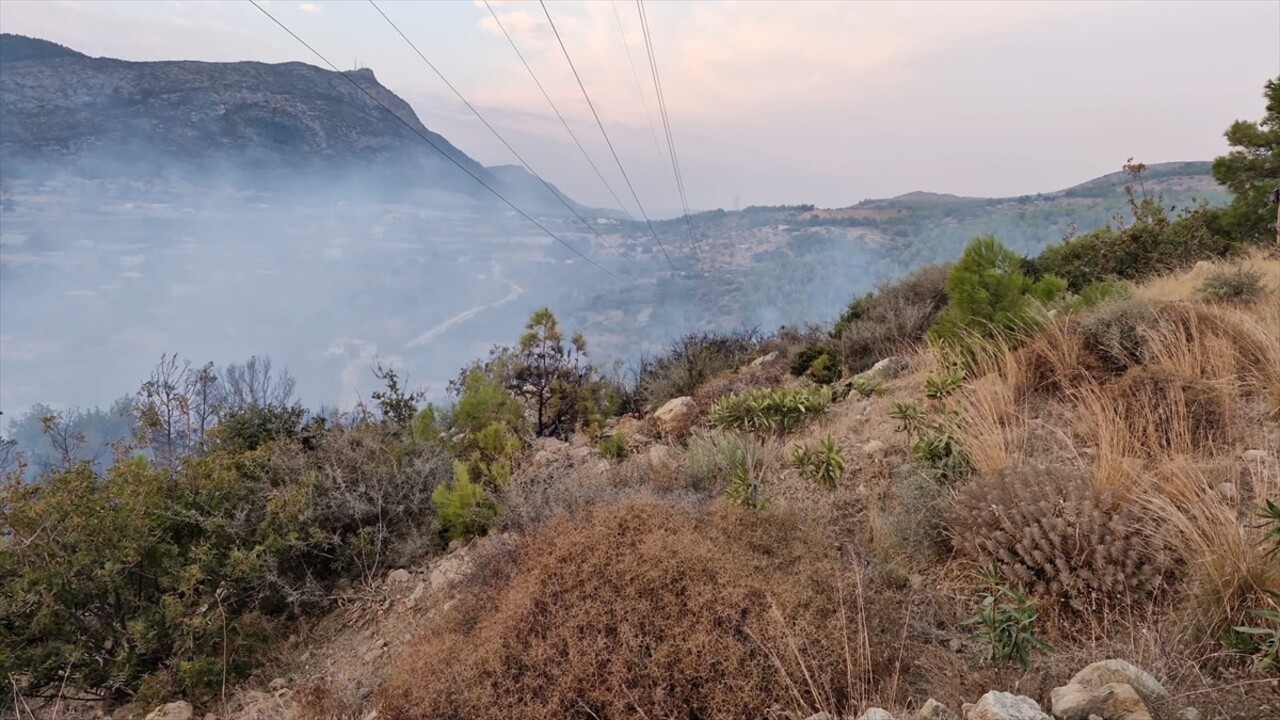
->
0;34;591;214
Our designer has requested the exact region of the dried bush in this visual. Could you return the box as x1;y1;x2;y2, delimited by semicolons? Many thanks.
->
1077;298;1160;373
1197;266;1267;303
1105;366;1235;457
378;500;908;720
835;264;950;373
632;329;765;410
949;466;1174;613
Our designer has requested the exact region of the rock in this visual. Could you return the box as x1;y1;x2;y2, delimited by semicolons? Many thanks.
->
862;440;888;457
865;356;909;381
917;699;959;720
1242;449;1271;463
646;443;677;470
654;396;696;436
1050;682;1151;720
386;568;411;585
429;550;471;592
1069;659;1170;706
615;415;647;440
1175;708;1201;720
405;581;425;609
268;677;288;692
751;351;779;367
964;691;1050;720
948;638;963;653
144;702;194;720
856;709;895;720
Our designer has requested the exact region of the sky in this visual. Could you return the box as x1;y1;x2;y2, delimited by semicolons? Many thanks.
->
2;0;1278;214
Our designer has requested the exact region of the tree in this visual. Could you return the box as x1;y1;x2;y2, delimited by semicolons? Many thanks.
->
1212;76;1280;244
508;308;597;439
221;355;296;412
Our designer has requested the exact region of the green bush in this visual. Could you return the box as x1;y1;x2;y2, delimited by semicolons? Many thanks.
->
598;431;631;460
789;344;842;384
0;418;448;705
708;386;832;435
788;436;845;489
928;235;1064;354
960;565;1052;669
1198;266;1267;303
432;462;499;543
682;429;749;493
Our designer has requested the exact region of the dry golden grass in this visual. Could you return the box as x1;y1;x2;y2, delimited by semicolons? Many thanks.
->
1137;252;1280;303
378;499;914;720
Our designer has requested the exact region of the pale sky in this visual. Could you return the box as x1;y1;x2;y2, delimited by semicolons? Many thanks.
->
2;0;1278;215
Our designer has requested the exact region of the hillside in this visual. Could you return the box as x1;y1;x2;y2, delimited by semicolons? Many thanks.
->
0;33;592;215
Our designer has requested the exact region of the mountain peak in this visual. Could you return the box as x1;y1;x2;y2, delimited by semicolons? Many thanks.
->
0;33;87;63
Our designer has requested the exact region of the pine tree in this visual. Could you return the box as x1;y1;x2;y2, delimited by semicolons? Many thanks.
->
1212;76;1280;244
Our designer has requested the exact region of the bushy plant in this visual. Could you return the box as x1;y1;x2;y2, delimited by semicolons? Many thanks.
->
1076;298;1159;373
1198;266;1267;303
960;565;1052;669
789;344;842;384
708;386;833;435
889;401;970;483
789;436;845;490
924;366;966;400
847;376;885;399
598;431;630;460
682;429;749;493
432;463;499;543
928;235;1064;354
834;264;949;373
632;329;764;409
950;467;1172;612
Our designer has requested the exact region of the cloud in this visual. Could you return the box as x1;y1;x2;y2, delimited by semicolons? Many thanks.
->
299;2;322;15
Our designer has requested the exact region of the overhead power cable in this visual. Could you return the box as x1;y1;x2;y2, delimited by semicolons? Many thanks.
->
539;0;677;273
247;0;615;279
482;0;634;221
610;0;674;193
637;0;699;253
368;0;622;256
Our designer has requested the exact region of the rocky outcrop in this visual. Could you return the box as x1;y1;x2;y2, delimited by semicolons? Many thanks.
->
963;691;1051;720
1068;659;1169;706
1049;682;1151;720
653;396;697;437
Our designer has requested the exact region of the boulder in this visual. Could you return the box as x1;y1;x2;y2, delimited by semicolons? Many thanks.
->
751;351;779;368
964;691;1050;720
145;702;194;720
653;396;696;437
1069;660;1169;706
917;699;959;720
615;415;648;441
646;443;677;470
856;709;896;720
865;356;910;381
1050;682;1151;720
385;568;411;585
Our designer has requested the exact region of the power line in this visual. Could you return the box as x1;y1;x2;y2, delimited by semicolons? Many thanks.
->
637;0;699;254
368;0;622;257
610;0;674;195
482;0;634;222
539;0;677;273
246;0;616;279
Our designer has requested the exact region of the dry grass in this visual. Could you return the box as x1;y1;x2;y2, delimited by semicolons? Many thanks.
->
1139;459;1280;643
1137;253;1280;303
377;499;914;720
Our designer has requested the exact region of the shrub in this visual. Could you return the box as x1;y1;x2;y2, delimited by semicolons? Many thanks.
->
928;235;1064;354
1107;366;1235;456
950;466;1172;613
708;386;833;435
960;565;1052;669
633;329;764;410
788;436;845;490
598;431;630;460
431;462;498;542
1198;266;1267;303
834;264;949;372
1069;279;1132;312
682;429;749;493
378;500;907;719
1076;298;1159;373
847;376;885;399
790;344;842;384
451;367;524;436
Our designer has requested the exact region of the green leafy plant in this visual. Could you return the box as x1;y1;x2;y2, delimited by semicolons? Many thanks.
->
847;377;885;399
708;386;832;435
789;436;845;490
889;401;928;438
1231;595;1280;675
431;463;498;542
1261;498;1280;560
599;431;631;460
960;565;1052;669
790;344;842;385
924;366;966;400
725;436;769;509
